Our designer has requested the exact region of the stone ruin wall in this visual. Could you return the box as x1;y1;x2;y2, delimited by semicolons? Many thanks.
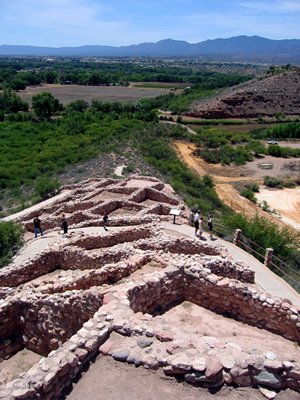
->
0;176;299;399
19;179;182;235
1;253;299;399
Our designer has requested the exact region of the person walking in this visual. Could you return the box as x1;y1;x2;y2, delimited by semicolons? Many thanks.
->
60;214;68;234
199;216;205;239
33;216;43;238
103;214;108;231
208;212;215;239
194;210;201;237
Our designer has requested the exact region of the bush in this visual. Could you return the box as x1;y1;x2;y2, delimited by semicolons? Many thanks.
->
284;180;296;188
35;177;60;200
241;189;257;203
246;182;260;192
0;220;24;268
264;176;283;188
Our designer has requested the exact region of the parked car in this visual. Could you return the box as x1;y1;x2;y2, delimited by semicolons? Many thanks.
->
268;140;278;145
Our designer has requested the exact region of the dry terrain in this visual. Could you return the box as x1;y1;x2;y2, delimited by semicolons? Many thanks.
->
18;84;166;106
185;71;300;120
174;141;300;229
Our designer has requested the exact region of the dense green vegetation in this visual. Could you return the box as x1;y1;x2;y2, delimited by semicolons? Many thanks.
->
0;58;253;90
0;59;299;290
0;220;24;267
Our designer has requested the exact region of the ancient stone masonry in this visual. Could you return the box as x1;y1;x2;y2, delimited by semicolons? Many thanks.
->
16;175;184;235
0;176;299;399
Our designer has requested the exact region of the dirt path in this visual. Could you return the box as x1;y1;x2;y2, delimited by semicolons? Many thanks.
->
173;141;297;227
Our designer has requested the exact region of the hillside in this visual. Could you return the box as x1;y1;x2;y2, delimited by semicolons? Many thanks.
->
186;71;300;119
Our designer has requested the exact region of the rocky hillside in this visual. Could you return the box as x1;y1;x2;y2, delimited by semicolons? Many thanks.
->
186;70;300;119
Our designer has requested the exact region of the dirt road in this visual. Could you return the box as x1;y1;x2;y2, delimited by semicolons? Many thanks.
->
174;141;299;228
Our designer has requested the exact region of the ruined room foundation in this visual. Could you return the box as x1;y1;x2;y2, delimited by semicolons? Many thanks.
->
0;176;299;399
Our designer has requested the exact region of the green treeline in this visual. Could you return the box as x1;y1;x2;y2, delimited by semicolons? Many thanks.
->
0;58;253;91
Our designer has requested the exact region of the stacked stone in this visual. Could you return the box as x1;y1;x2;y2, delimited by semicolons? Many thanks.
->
0;288;103;359
127;187;180;206
128;267;185;314
0;300;21;361
183;263;300;341
0;315;111;400
0;248;60;287
0;244;300;398
14;175;186;238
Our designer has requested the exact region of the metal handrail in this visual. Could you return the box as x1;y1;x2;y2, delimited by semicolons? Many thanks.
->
206;221;299;289
237;240;265;260
239;234;266;252
272;254;300;277
269;261;300;288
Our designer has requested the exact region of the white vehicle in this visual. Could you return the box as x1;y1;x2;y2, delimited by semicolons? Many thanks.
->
268;140;278;145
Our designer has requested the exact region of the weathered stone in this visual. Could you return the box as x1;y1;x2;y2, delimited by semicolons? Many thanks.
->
205;356;223;378
253;371;281;389
137;337;153;349
265;351;278;361
155;329;174;342
221;356;235;370
112;350;130;362
258;386;278;400
192;357;207;372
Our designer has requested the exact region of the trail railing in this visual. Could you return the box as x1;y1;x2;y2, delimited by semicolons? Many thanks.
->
209;221;300;292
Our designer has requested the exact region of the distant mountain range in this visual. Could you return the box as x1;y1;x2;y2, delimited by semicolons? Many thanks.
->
1;36;300;63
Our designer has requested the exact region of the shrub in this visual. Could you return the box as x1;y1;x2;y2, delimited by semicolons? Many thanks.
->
240;189;257;203
0;220;24;268
261;200;270;211
284;180;296;188
35;177;60;200
264;176;283;188
246;182;260;192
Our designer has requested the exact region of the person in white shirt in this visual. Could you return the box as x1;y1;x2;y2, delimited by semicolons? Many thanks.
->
194;210;201;236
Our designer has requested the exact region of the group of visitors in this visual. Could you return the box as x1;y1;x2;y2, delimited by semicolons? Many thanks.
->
191;210;215;240
33;213;109;238
33;214;68;238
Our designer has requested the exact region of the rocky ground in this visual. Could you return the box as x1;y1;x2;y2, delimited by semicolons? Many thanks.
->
60;356;299;400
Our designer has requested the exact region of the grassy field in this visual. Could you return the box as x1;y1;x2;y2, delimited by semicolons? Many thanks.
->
18;84;166;106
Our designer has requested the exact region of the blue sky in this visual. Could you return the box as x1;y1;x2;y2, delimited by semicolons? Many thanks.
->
1;0;300;47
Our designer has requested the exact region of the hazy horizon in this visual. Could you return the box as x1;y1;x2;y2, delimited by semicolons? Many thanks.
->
1;1;299;48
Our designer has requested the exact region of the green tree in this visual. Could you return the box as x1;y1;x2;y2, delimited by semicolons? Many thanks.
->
0;220;24;268
35;177;60;200
32;92;63;121
66;100;89;113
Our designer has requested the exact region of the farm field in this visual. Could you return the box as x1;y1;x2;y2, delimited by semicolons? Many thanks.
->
18;84;166;106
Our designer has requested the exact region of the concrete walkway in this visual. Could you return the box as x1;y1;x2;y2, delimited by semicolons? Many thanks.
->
12;222;300;307
163;221;300;307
